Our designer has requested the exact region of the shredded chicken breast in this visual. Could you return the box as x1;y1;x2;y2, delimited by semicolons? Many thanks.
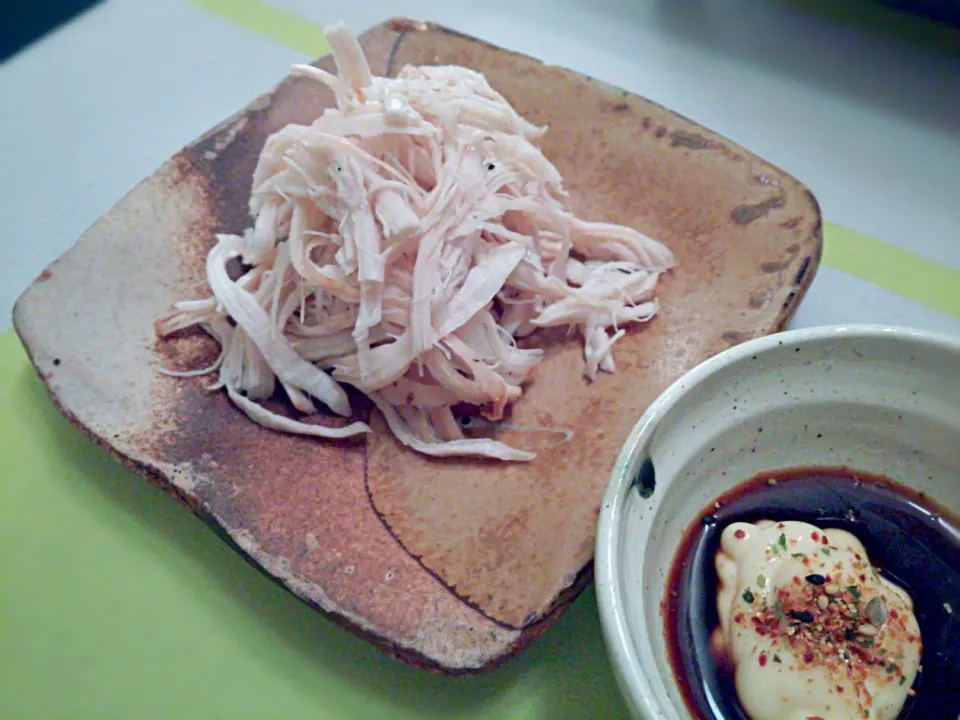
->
156;22;675;461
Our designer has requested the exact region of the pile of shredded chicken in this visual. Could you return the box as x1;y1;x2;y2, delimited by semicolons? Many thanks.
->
156;23;675;461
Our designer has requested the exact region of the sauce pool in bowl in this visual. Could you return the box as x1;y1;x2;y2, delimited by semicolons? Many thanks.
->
663;467;960;719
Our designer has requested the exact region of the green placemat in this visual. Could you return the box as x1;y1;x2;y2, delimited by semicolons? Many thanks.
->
0;330;629;720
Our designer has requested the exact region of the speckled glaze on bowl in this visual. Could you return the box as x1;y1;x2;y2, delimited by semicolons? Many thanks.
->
595;325;960;719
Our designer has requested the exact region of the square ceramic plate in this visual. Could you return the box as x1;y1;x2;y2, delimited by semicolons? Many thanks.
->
13;19;821;673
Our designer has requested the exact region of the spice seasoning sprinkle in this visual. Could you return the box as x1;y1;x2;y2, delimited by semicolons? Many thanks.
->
717;520;923;720
746;569;919;715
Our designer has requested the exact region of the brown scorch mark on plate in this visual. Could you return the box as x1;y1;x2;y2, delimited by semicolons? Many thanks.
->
731;195;785;225
761;259;791;273
670;130;717;150
722;330;755;345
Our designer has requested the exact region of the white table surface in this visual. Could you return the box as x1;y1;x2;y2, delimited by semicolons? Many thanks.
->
1;0;958;335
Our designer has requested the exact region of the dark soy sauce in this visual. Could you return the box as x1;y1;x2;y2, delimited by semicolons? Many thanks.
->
663;467;960;720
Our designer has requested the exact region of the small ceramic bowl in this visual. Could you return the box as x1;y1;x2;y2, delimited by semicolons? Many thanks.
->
595;324;960;719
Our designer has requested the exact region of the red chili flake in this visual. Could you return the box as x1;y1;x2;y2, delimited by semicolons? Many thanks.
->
811;532;820;541
759;653;768;667
836;685;845;694
793;576;801;586
807;717;826;720
821;535;829;545
778;522;785;528
860;573;867;582
855;553;862;560
734;613;744;623
734;529;746;539
804;651;815;663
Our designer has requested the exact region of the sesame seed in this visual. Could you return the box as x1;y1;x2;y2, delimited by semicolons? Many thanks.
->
857;624;878;636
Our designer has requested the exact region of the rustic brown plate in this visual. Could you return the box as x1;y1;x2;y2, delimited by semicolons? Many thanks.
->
12;19;821;673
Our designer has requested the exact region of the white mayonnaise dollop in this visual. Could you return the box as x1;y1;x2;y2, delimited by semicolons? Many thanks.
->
713;520;922;720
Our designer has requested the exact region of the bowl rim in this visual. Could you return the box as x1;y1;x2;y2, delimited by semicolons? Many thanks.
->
594;323;960;719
